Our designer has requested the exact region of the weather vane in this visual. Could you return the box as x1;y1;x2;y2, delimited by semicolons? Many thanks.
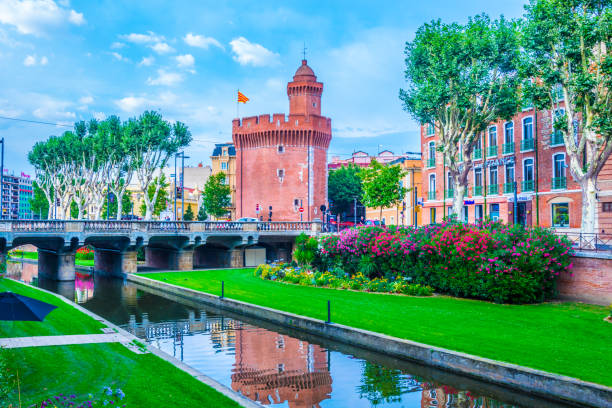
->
303;42;307;60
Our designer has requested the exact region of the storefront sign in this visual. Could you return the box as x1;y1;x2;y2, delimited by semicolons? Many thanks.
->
464;200;475;205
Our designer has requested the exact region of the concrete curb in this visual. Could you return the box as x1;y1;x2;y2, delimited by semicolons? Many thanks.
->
128;274;612;408
7;279;261;408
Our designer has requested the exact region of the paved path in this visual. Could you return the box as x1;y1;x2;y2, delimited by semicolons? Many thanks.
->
0;333;125;349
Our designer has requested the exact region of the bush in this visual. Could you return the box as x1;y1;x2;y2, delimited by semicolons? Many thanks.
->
316;221;573;304
293;233;318;267
76;246;94;261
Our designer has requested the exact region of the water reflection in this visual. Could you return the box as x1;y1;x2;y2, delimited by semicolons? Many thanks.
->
6;261;563;408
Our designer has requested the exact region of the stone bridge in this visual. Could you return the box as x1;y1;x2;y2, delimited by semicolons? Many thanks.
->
0;220;321;281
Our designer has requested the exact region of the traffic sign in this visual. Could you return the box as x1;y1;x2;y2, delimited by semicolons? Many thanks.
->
255;203;260;213
299;207;304;213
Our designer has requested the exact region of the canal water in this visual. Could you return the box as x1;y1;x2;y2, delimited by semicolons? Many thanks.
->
6;260;573;408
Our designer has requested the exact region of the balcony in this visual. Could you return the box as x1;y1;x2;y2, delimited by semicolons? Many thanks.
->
445;189;454;199
522;180;535;192
502;142;515;155
487;145;498;157
473;186;483;196
426;158;436;168
428;191;436;201
520;138;535;151
503;182;516;194
488;184;499;195
551;132;564;146
472;149;482;160
552;177;567;190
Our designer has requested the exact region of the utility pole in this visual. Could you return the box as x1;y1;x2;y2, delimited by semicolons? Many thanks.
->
353;197;357;224
513;181;518;225
181;153;185;220
174;154;177;220
0;138;4;220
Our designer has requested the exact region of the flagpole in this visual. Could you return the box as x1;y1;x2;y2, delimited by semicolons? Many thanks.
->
236;88;239;119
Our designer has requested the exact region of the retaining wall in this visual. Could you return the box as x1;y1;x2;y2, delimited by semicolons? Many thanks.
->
558;252;612;305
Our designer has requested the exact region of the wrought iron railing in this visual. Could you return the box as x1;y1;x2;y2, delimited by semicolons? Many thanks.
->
472;149;482;160
522;180;535;192
258;222;313;231
487;145;498;157
552;177;567;190
502;142;515;155
520;138;535;151
488;184;499;195
428;191;436;201
503;182;515;194
551;132;564;146
555;232;612;252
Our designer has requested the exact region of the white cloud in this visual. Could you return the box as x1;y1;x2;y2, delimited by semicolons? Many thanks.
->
23;54;47;66
229;37;278;67
111;52;125;61
23;55;35;66
110;41;125;49
121;31;163;44
93;111;105;121
139;56;154;66
146;69;183;86
79;96;93;104
0;0;85;36
68;9;84;25
31;95;75;120
150;42;174;54
115;96;148;112
184;33;223;50
175;54;194;68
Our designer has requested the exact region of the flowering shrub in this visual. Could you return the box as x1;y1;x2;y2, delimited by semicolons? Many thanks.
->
317;221;574;304
255;264;433;296
76;246;94;261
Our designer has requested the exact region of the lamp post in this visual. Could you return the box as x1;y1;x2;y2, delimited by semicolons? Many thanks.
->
0;137;4;220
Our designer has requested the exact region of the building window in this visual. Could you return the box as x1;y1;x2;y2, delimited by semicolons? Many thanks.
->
505;162;515;188
312;102;317;107
553;153;566;189
462;206;468;223
428;174;436;200
223;148;228;156
553;83;564;101
278;145;285;153
504;122;514;144
603;202;612;212
552;109;565;145
489;166;498;185
474;168;482;187
430;207;436;224
221;162;228;170
426;123;435;136
523;158;534;191
488;126;497;146
490;203;500;220
277;169;285;178
552;203;569;227
523;117;533;140
475;204;483;221
294;199;299;207
427;142;436;167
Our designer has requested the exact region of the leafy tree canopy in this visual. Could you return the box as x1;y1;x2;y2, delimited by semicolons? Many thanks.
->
203;173;231;220
328;164;363;215
358;161;407;219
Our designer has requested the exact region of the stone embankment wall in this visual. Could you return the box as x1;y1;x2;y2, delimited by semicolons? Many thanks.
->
558;252;612;305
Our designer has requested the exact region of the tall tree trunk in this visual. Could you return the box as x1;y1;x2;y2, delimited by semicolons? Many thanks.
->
580;177;597;235
116;191;124;220
452;184;466;219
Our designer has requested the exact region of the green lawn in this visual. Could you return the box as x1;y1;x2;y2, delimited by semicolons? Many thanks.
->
0;278;240;407
139;268;612;387
2;343;240;407
9;250;94;266
0;278;105;337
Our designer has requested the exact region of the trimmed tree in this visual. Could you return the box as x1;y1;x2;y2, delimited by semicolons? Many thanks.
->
522;0;612;234
202;173;231;220
358;160;407;221
183;205;195;221
328;164;363;218
197;205;208;221
400;14;521;215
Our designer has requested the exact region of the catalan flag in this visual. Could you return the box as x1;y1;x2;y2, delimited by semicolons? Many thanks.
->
237;91;249;103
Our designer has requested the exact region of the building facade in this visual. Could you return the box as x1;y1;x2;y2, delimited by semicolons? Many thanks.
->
210;143;237;220
421;104;612;231
1;171;33;219
364;156;423;226
328;150;409;170
233;59;332;222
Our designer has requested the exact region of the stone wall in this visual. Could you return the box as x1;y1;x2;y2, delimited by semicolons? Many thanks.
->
557;252;612;305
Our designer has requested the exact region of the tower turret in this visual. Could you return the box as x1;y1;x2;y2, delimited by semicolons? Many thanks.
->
287;59;323;117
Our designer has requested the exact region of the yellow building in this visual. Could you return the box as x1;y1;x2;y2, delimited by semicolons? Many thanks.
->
210;142;237;220
365;157;423;226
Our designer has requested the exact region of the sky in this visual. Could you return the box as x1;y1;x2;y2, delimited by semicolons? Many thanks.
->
0;0;528;173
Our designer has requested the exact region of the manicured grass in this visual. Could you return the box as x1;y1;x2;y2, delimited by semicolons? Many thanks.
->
9;251;93;267
140;268;612;386
2;343;240;407
0;278;105;337
0;278;240;407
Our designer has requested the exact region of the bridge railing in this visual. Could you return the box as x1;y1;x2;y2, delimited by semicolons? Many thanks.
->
0;220;322;234
555;232;612;253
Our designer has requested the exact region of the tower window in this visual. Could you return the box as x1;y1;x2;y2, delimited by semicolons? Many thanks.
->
278;145;285;153
294;199;299;206
277;169;285;178
312;102;316;107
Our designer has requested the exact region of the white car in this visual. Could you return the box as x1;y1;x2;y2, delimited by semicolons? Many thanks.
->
236;217;259;222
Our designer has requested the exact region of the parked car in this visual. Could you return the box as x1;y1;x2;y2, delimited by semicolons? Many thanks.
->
364;219;381;226
236;217;259;222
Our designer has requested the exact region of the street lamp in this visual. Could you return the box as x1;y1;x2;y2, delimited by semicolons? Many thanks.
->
0;137;4;220
175;151;190;220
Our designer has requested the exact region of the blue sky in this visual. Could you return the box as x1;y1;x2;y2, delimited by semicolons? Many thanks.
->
0;0;527;172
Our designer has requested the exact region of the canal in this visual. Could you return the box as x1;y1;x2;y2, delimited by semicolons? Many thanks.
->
7;260;575;408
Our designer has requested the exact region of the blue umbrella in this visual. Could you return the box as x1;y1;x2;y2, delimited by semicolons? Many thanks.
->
0;292;57;321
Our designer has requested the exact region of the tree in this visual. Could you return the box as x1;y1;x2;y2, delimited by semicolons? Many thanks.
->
202;173;231;220
101;190;134;219
522;0;612;234
183;205;194;221
30;181;51;219
133;111;192;220
328;164;363;217
358;160;407;221
400;15;521;215
139;175;170;219
197;205;208;221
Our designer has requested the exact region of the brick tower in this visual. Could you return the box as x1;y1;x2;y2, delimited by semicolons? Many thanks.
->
232;60;332;222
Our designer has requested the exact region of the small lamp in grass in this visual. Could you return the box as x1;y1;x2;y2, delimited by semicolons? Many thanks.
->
606;304;612;324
